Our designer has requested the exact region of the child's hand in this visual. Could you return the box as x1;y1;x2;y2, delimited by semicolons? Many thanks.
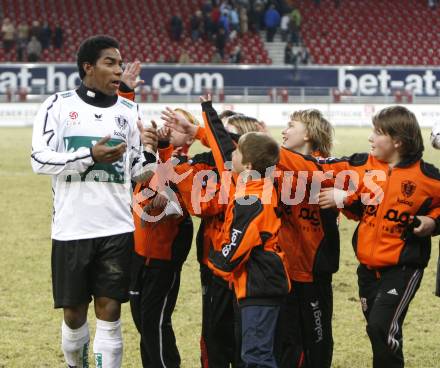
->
318;188;348;209
161;107;197;138
157;126;171;142
138;120;158;152
412;216;436;237
200;94;212;103
151;193;169;210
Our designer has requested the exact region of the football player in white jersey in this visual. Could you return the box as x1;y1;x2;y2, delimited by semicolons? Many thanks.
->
31;35;158;368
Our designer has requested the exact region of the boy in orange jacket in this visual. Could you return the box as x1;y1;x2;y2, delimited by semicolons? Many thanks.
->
201;98;290;367
319;106;440;368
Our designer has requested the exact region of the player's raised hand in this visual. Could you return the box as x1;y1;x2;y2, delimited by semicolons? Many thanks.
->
161;107;197;138
91;135;127;163
200;93;212;103
137;119;158;152
157;126;171;142
121;60;144;90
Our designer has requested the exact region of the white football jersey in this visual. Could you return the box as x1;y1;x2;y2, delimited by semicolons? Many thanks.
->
31;88;155;240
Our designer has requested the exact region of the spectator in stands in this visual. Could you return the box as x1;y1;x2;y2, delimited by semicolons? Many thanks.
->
17;22;29;43
428;0;438;9
211;5;221;28
299;46;310;65
29;20;41;42
290;7;301;44
203;10;216;41
170;14;183;41
249;2;264;32
219;9;230;33
16;37;27;62
264;4;281;42
201;0;212;15
215;27;227;60
229;45;241;63
219;0;230;14
16;22;28;61
53;24;63;49
190;10;204;41
280;12;290;42
1;18;15;53
211;51;223;63
239;5;248;34
27;35;42;62
229;6;240;32
284;41;293;64
40;22;52;50
178;49;191;63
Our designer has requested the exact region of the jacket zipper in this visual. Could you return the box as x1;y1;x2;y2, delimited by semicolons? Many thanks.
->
369;166;392;262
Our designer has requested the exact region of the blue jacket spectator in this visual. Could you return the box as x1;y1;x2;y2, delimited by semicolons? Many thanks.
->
264;5;280;42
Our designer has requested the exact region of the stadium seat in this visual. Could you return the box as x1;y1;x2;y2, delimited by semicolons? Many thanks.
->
294;0;438;65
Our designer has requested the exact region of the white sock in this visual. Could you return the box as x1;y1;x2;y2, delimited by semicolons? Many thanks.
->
93;319;123;368
61;320;90;367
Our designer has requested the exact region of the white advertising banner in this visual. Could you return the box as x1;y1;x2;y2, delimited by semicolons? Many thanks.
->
1;102;439;127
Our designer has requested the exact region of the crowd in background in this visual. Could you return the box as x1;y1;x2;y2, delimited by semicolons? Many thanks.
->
1;18;63;62
168;0;310;65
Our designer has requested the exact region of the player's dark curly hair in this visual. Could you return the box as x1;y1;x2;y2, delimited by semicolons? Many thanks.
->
76;35;119;79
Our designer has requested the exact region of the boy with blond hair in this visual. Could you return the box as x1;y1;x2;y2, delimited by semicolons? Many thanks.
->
275;109;338;368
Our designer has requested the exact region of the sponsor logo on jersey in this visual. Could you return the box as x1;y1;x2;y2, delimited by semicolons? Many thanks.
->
383;209;410;225
63;136;125;184
69;111;78;120
65;111;80;126
113;130;127;140
94;113;103;121
397;197;414;207
310;300;323;343
222;228;242;257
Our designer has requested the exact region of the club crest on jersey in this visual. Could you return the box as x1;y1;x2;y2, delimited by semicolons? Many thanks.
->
115;115;128;130
401;180;416;198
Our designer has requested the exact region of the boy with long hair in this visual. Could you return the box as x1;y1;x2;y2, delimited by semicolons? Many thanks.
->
276;109;339;368
320;106;440;367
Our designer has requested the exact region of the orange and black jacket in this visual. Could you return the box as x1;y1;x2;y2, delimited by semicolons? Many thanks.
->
318;153;440;269
202;101;290;305
157;130;239;267
158;141;226;267
276;149;341;282
132;179;193;267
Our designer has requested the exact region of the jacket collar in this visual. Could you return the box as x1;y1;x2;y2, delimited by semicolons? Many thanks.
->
75;82;118;108
395;152;423;168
